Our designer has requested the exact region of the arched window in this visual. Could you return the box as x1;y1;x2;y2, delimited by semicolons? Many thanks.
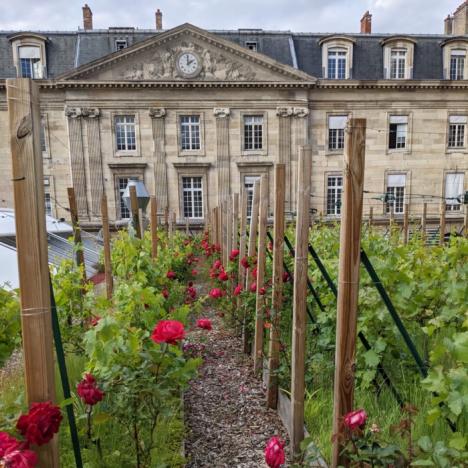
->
381;37;416;80
319;36;355;80
441;39;468;80
8;33;47;79
19;46;42;78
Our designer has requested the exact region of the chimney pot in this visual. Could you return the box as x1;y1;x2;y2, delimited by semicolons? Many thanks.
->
360;10;372;34
82;4;93;30
155;9;163;30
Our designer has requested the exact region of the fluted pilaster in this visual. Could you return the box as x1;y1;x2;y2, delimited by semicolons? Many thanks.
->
277;107;293;212
65;107;88;219
149;107;168;211
214;108;231;205
292;107;310;214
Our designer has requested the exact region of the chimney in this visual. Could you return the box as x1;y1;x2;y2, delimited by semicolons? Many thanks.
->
360;10;372;34
444;15;453;34
155;9;163;30
82;4;93;30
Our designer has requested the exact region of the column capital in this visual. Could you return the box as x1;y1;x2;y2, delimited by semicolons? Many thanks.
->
149;107;166;119
213;107;230;119
81;108;100;119
65;107;82;119
292;107;309;118
276;106;294;117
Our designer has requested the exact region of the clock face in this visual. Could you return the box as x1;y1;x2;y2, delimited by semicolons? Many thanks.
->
176;52;201;77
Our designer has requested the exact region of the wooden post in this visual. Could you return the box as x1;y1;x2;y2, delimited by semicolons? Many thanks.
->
67;187;86;281
439;201;446;245
253;175;268;375
217;203;222;250
150;196;158;259
101;194;113;300
129;185;141;239
389;203;395;230
331;118;367;467
238;191;248;288
368;206;373;227
464;204;468;238
164;206;169;232
267;164;286;408
421;202;427;243
7;78;59;467
243;180;260;353
232;193;239;251
185;217;189;235
291;146;312;457
226;199;232;266
403;203;409;244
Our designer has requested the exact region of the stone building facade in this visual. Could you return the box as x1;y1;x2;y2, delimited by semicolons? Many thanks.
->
0;5;467;229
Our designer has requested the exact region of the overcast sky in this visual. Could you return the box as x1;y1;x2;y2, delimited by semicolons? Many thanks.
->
0;0;462;34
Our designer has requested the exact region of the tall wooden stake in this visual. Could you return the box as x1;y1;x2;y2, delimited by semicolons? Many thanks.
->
232;193;239;251
164;206;169;232
291;146;312;457
253;175;268;375
101;194;113;300
150;196;158;259
439;201;446;245
368;206;373;227
332;118;367;467
238;191;248;288
185;217;189;235
403;203;409;244
226;199;232;266
67;186;86;282
129;185;141;239
267;164;286;408
7;78;59;467
464;204;468;238
421;202;427;243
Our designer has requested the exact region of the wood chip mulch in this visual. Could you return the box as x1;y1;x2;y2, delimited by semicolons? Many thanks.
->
184;307;290;467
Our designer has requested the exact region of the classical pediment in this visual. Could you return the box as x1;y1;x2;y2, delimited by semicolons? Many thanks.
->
57;23;315;83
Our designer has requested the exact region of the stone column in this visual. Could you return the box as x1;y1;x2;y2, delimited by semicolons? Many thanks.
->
292;107;310;215
65;107;88;219
149;107;168;211
277;107;293;213
214;108;231;206
82;108;103;220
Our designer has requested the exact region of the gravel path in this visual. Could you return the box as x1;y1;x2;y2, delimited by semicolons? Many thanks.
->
184;307;290;467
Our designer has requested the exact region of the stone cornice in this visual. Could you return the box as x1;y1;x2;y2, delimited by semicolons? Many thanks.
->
108;163;147;170
172;162;212;168
318;35;357;46
236;161;274;167
315;79;468;90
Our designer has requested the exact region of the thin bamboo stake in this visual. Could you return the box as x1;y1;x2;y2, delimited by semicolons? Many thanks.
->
7;77;59;467
67;187;86;282
267;164;286;408
232;193;239;251
238;191;248;288
101;194;113;300
253;175;268;375
291;146;312;458
403;203;409;244
129;185;141;239
331;118;367;467
421;202;427;243
226;199;232;266
150;196;158;259
439;200;446;245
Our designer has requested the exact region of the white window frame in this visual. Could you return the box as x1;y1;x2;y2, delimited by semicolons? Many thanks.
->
327;49;347;80
10;35;47;79
390;49;407;79
115;39;127;51
112;113;140;157
244;175;261;218
245;41;258;52
450;50;465;80
180;115;201;151
177;113;205;156
326;174;343;216
240;111;268;156
43;176;55;218
382;38;415;80
327;115;347;152
40;114;50;159
442;40;468;80
447;115;467;149
243;115;264;151
444;172;465;212
385;173;406;215
181;176;204;219
388;115;408;150
319;36;355;80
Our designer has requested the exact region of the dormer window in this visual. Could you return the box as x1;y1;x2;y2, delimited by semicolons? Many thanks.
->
450;50;465;80
115;39;127;51
9;33;47;79
319;36;355;80
245;41;258;52
441;39;468;80
328;49;347;79
382;37;415;80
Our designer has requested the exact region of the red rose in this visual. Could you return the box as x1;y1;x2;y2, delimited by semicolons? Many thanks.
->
250;282;257;293
0;432;37;468
259;287;266;295
343;409;367;430
229;249;240;261
191;269;198;276
233;284;243;296
282;272;290;283
166;271;176;280
77;374;104;406
187;287;197;299
162;289;169;299
16;402;62;446
240;256;249;269
151;320;185;345
209;288;223;299
264;436;285;468
90;315;101;327
218;270;229;281
213;260;222;270
196;318;212;330
251;267;258;279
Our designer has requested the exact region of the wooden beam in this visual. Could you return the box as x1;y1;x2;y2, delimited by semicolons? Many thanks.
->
403;203;409;244
67;186;86;282
129;185;141;239
232;193;239;252
101;194;113;300
253;174;268;375
331;118;367;467
439;201;446;245
267;164;286;408
368;206;373;227
7;78;59;467
291;146;312;457
150;196;158;259
421;202;427;243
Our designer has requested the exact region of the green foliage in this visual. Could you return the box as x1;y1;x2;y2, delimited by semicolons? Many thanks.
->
0;287;20;367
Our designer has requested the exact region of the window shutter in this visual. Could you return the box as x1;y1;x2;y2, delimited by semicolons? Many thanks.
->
329;116;347;129
445;173;464;204
449;115;467;124
389;115;408;124
387;174;406;187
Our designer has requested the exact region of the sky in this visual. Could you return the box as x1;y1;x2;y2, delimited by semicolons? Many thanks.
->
0;0;463;34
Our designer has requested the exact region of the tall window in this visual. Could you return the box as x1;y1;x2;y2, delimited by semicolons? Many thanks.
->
19;46;42;79
115;115;136;151
389;115;408;150
326;175;343;216
390;49;406;79
115;40;127;51
180;116;201;151
244;176;260;218
445;173;464;211
386;174;406;214
327;49;347;79
182;177;203;219
244;116;263;150
117;177;131;219
40;115;48;155
450;50;465;80
448;116;466;148
245;41;258;51
44;177;52;216
328;116;347;151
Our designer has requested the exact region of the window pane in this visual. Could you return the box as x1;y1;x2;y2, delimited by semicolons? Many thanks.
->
40;117;47;153
445;173;464;210
118;177;131;218
182;176;203;219
386;175;406;214
115;115;136;151
180;116;201;151
244;115;263;150
326;176;343;215
244;176;260;217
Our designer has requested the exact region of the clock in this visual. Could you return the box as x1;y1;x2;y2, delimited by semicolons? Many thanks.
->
176;51;202;78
